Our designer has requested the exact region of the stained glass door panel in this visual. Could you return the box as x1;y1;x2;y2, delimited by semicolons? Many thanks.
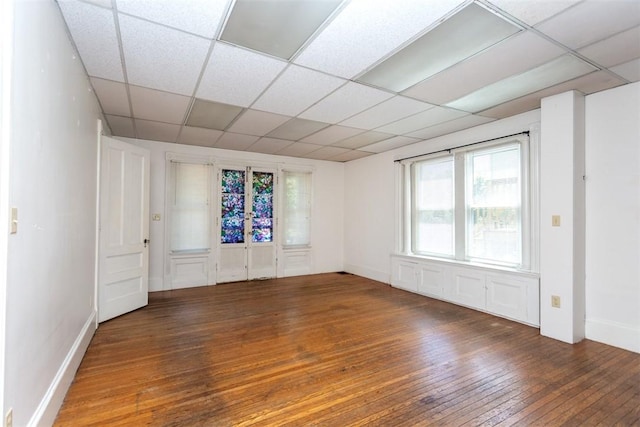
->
252;172;273;243
221;169;245;244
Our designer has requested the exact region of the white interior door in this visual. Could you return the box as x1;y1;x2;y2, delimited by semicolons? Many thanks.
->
98;136;150;322
217;166;277;282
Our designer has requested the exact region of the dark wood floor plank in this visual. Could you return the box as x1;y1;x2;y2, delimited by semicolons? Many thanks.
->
54;273;640;426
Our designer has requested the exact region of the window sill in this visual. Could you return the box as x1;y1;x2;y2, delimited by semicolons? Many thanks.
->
392;253;539;278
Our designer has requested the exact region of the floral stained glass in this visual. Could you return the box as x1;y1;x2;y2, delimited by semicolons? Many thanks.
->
252;172;274;242
221;169;245;244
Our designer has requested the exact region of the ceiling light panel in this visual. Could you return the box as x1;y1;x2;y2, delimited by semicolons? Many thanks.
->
197;43;287;107
610;59;640;82
480;71;627;119
227;109;290;136
330;150;373;162
535;0;640;49
246;137;292;155
359;135;422;154
252;65;346;117
214;132;259;151
333;131;395;149
185;99;243;130
487;0;581;26
119;14;211;95
406;114;495;140
135;119;180;142
298;82;393;124
178;127;223;147
578;25;640;68
340;96;434;130
447;54;598;113
275;142;324;157
105;115;135;138
300;125;365;145
377;106;468;135
267;118;330;141
129;86;191;124
301;146;350;160
58;1;124;81
220;0;343;60
358;3;521;92
90;78;130;116
294;0;466;79
403;31;564;105
115;0;230;38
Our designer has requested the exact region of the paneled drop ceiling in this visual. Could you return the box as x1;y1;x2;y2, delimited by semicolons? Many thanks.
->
57;0;640;162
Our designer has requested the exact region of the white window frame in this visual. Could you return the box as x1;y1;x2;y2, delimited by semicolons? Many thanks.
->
281;169;313;249
399;134;538;273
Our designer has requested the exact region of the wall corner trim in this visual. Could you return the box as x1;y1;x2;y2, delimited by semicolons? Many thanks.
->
28;311;97;427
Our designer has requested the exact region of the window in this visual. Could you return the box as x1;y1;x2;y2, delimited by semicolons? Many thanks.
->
282;171;311;247
403;136;532;269
169;161;212;252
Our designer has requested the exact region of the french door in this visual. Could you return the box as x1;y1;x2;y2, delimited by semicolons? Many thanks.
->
217;166;277;282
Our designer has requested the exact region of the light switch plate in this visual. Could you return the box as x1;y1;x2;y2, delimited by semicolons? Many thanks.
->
10;207;17;234
552;215;561;227
152;214;161;221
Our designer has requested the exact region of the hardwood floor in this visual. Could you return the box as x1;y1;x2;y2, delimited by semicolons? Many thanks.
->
55;273;640;426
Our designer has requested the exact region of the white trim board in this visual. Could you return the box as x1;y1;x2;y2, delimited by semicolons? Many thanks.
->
28;311;97;427
586;318;640;354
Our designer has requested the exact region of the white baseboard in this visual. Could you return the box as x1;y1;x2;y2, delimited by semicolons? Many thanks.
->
344;264;390;284
29;310;97;427
586;318;640;353
149;277;164;292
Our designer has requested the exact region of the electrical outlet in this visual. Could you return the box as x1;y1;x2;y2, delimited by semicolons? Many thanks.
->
152;213;161;221
551;295;561;308
5;408;12;427
552;215;561;227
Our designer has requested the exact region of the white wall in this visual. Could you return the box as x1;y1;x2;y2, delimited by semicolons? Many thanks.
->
344;110;541;284
4;1;102;425
585;82;640;353
122;138;345;290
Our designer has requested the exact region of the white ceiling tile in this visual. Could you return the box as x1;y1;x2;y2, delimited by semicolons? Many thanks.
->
359;135;422;153
214;132;260;151
294;0;466;78
300;125;365;145
90;78;130;116
227;109;291;136
300;146;350;160
135;119;180;142
197;43;287;107
245;137;292;155
267;118;330;141
185;99;243;130
115;0;229;38
330;150;374;162
129;86;191;124
81;0;113;9
119;14;210;95
177;126;223;147
403;31;565;104
332;131;394;149
252;65;346;116
406;114;496;140
535;0;640;49
58;1;124;81
298;82;393;124
487;0;580;26
275;142;324;157
377;106;468;135
610;58;640;82
579;26;640;68
480;71;627;118
105;115;135;138
340;96;434;130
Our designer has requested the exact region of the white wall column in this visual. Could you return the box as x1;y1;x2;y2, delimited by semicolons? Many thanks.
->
540;90;586;344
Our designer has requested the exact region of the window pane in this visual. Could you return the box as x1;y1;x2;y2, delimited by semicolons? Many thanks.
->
252;172;274;242
221;169;245;244
171;163;211;251
467;145;521;264
283;171;311;246
413;158;454;256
